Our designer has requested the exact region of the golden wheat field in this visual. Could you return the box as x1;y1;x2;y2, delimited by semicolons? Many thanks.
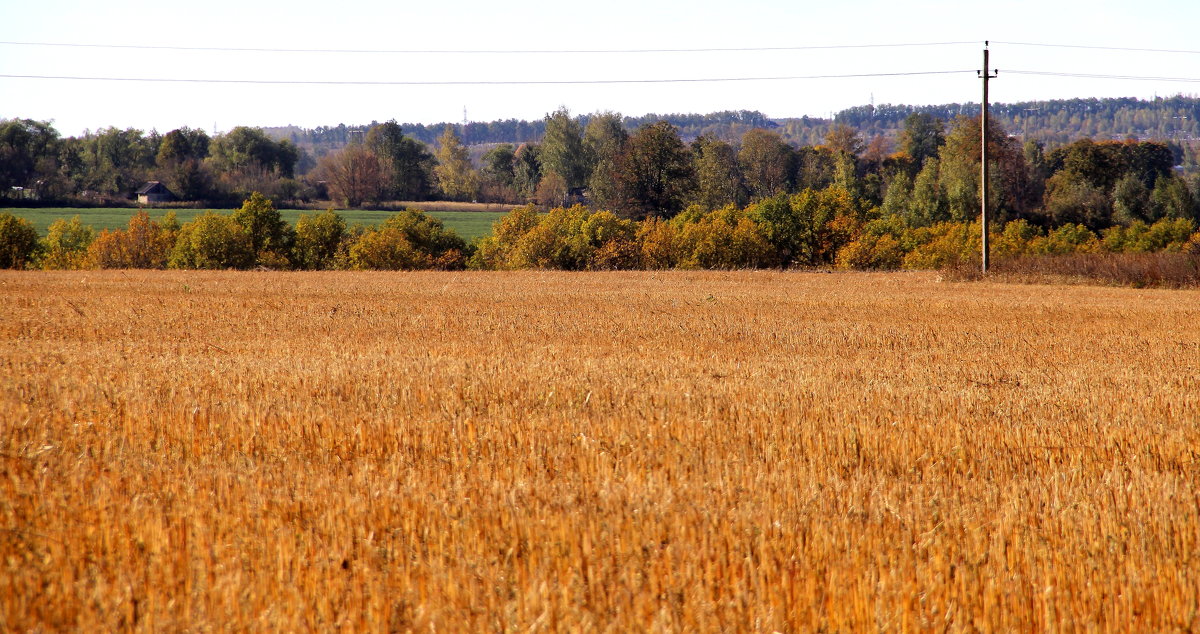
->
2;270;1199;632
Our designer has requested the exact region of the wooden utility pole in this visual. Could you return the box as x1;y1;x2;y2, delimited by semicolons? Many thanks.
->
979;43;998;274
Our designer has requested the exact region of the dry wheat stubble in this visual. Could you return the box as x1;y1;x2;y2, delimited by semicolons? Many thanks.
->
1;269;1198;631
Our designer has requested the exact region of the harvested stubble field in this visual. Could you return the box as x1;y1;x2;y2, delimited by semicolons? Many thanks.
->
2;270;1199;632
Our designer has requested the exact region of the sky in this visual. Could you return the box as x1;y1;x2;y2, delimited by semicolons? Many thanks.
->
3;0;1200;138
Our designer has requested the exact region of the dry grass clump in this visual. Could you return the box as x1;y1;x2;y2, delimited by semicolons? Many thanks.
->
2;270;1199;631
947;252;1200;288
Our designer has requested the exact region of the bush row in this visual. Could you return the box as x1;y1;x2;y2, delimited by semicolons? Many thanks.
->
469;189;1199;271
2;190;1198;272
0;193;466;271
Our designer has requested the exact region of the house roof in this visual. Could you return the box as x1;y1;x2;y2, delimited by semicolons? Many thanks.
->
136;181;171;195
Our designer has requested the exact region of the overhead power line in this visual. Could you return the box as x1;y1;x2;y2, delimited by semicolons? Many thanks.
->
1006;70;1200;83
993;41;1200;55
0;70;975;86
0;40;977;55
9;39;1199;56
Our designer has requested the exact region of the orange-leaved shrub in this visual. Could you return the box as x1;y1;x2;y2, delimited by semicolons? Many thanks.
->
635;217;678;270
292;209;347;270
0;212;40;269
347;209;466;270
1102;218;1196;253
468;205;542;270
231;192;294;268
39;216;95;270
581;210;640;270
672;205;775;269
469;205;639;270
748;187;859;267
169;212;255;270
88;211;178;269
901;222;980;269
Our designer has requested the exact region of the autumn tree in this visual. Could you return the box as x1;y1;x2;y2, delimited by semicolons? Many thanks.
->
862;134;893;166
433;127;478;201
512;143;542;201
0;212;41;268
692;136;745;210
535;171;569;208
584;112;628;208
157;127;210;165
479;144;518;203
824;124;865;157
672;205;774;270
169;212;255;270
87;210;177;269
39;216;95;269
210;127;298;178
366;121;435;200
614;121;695;219
738;128;795;200
938;115;1029;223
317;145;386;207
899;113;944;168
540;107;589;190
0;119;61;195
468;205;542;270
154;128;215;201
72;127;157;196
1043;171;1112;229
348;210;466;270
292;209;347;270
748;187;858;267
231;192;293;262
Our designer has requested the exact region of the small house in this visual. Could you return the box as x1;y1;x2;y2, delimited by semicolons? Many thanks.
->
136;181;174;204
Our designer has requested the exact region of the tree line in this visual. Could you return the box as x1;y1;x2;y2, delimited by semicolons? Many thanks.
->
2;187;1196;272
836;96;1200;148
265;96;1200;162
0;121;307;206
264;110;779;156
5;101;1200;233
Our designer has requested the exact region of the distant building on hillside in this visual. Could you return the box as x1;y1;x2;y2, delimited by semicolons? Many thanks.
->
136;181;174;204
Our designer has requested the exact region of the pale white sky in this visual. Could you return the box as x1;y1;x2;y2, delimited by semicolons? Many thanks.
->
3;0;1199;137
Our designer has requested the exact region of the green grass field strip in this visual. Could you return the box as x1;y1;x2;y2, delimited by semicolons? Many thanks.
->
3;208;507;241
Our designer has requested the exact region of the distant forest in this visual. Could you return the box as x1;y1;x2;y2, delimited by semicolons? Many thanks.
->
265;96;1200;163
5;94;1200;224
835;95;1200;146
265;110;783;156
